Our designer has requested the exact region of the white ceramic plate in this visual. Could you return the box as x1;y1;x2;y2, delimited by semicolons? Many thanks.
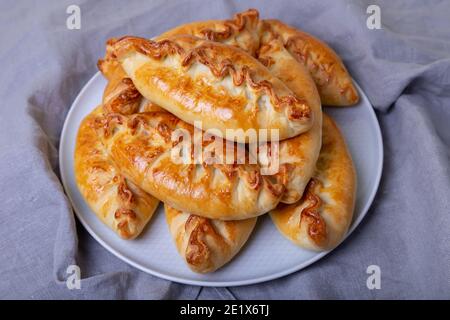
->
59;72;383;287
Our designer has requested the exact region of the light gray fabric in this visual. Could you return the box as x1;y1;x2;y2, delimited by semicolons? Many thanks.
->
0;0;449;299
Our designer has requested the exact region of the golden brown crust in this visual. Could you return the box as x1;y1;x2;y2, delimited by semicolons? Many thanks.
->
99;60;165;114
270;114;356;251
94;111;285;220
160;8;261;55
158;9;358;107
108;35;313;142
165;204;257;273
102;77;142;115
74;106;159;239
94;68;319;218
257;21;322;203
146;12;323;203
98;40;122;81
95;10;324;210
266;19;359;106
296;178;327;245
74;9;361;267
92;9;331;218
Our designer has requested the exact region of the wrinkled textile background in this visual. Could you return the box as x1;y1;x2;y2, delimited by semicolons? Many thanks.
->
0;0;449;299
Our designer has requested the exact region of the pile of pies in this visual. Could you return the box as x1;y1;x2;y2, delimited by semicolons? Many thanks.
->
74;9;357;273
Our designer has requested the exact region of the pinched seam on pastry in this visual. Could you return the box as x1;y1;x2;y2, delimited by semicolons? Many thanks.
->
96;10;323;213
94;111;286;220
88;116;148;240
184;215;253;273
99;65;164;115
98;43;319;206
110;112;287;194
75;107;159;239
199;8;260;42
149;12;322;203
284;36;357;104
160;8;260;57
96;59;315;206
258;19;355;103
120;114;286;200
102;78;142;115
270;114;356;251
165;205;257;273
297;178;327;247
113;177;139;238
184;215;218;272
265;19;359;106
109;35;311;122
157;9;358;106
159;8;261;56
256;27;323;203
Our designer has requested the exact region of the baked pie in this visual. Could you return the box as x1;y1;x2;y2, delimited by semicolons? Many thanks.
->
73;8;358;273
165;204;257;273
271;114;356;251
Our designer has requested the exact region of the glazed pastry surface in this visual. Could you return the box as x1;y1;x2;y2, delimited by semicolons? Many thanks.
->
270;114;356;251
75;106;159;239
165;204;257;273
108;34;313;142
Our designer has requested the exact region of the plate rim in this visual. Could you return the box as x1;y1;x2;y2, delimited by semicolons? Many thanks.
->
59;71;384;287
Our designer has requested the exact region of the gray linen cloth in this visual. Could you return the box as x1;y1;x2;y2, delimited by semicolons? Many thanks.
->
0;0;449;299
